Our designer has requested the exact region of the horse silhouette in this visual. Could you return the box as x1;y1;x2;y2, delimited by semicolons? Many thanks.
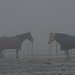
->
0;32;33;58
48;32;75;60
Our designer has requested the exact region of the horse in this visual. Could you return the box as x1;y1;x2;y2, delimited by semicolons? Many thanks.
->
48;32;75;60
0;32;33;59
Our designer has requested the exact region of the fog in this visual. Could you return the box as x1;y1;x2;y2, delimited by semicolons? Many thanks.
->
0;0;75;55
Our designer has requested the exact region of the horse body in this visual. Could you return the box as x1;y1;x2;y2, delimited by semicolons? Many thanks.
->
55;33;75;50
48;32;75;60
0;32;33;58
0;36;21;50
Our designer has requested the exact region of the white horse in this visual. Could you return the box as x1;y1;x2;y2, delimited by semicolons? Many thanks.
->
48;32;75;60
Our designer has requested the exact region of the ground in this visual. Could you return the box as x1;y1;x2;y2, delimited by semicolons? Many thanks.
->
0;55;75;75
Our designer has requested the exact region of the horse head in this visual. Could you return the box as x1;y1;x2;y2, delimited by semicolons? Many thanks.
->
48;32;55;44
27;32;34;42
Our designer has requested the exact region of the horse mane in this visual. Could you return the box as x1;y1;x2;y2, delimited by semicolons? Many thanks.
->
15;32;30;37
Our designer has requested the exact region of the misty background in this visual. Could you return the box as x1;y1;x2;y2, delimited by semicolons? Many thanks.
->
0;0;75;56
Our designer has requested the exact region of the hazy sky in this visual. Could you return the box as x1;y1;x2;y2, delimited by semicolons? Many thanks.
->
0;0;75;44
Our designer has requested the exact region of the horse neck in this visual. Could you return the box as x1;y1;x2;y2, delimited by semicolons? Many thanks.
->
16;34;27;43
55;33;68;44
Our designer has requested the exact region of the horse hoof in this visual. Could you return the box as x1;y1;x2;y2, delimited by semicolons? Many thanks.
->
0;57;3;59
16;57;19;59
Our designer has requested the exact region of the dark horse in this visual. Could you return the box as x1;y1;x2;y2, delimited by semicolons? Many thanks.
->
0;32;33;58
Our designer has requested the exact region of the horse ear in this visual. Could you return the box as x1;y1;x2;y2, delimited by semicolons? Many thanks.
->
28;32;30;33
50;32;52;35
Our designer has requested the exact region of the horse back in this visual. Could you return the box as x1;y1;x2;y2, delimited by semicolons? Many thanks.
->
0;36;20;50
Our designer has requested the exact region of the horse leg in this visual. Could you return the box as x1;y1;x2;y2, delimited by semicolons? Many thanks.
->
0;51;3;58
64;50;69;60
66;50;69;60
64;50;67;59
16;50;19;59
1;51;3;57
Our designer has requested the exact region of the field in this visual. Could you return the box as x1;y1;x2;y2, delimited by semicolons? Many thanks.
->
0;54;75;75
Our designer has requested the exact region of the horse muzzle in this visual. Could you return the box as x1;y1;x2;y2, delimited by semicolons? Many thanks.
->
48;42;50;44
